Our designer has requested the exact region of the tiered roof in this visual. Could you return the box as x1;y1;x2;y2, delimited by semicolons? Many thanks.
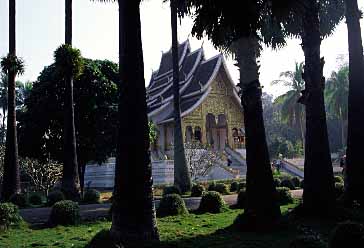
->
147;40;240;124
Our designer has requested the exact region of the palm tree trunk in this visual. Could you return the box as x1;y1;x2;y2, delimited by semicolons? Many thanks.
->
61;0;80;200
1;0;21;200
233;36;281;230
171;0;191;193
299;113;305;154
339;108;346;150
344;0;364;204
301;0;334;214
110;0;159;243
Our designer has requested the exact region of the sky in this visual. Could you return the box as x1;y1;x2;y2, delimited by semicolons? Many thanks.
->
0;0;363;98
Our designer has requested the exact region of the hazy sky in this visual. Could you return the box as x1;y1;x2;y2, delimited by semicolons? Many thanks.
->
0;0;363;98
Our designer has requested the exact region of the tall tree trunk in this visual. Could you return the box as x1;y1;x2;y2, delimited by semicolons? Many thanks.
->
1;0;21;200
340;108;346;150
61;0;80;200
344;0;364;205
299;113;305;154
171;0;191;193
110;0;159;244
78;159;86;196
233;36;281;231
301;0;334;214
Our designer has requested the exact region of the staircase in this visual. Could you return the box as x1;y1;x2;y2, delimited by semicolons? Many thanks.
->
224;146;247;176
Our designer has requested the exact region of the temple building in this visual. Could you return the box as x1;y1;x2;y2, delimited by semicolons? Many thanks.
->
147;40;245;158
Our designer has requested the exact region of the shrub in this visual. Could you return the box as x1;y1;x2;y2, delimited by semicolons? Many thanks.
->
291;177;301;188
28;192;43;205
238;182;246;191
281;179;296;190
236;190;246;209
157;194;188;217
230;181;239;192
0;203;22;231
207;182;216;191
47;190;65;206
163;185;181;196
213;183;229;195
276;187;294;205
191;184;205;197
290;234;326;248
334;176;344;184
274;178;281;188
49;200;80;226
9;193;28;208
198;191;226;213
300;180;304;188
329;221;364;248
334;183;344;199
83;189;101;204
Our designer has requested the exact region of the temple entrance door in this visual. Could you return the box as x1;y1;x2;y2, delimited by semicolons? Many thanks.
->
217;114;228;151
206;113;217;149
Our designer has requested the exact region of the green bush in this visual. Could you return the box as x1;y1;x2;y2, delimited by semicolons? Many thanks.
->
291;177;301;188
163;186;181;196
334;176;344;184
0;203;22;231
290;234;326;248
191;184;205;197
9;193;28;208
281;179;296;190
236;190;246;209
83;189;101;204
198;191;226;213
300;180;304;188
28;192;43;205
274;178;281;188
329;221;364;248
334;183;344;199
276;187;294;205
230;181;239;192
47;190;65;206
157;194;188;217
212;183;229;195
49;200;80;226
238;182;246;191
207;182;216;191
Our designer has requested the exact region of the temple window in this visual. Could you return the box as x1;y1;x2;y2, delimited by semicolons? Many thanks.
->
194;126;202;142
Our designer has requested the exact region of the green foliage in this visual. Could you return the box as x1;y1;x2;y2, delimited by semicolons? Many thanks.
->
238;182;246;191
334;176;344;184
329;221;364;248
198;191;226;214
9;193;28;208
0;203;22;231
289;234;326;248
148;121;158;145
281;178;296;190
49;200;80;226
54;44;84;78
82;189;101;204
28;192;43;205
334;183;344;199
236;190;246;209
274;178;282;187
191;184;205;197
230;181;239;192
213;183;229;195
157;194;188;217
0;54;25;75
47;190;65;206
276;187;294;206
291;177;301;188
163;186;181;196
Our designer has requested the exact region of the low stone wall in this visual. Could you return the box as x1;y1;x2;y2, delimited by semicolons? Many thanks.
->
84;159;174;189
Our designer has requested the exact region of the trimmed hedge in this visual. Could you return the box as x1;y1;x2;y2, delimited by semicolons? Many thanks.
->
49;200;80;226
329;221;364;248
291;177;301;188
276;187;294;206
230;181;239;192
236;190;246;209
208;183;229;195
198;191;226;213
191;184;205;197
83;189;101;204
9;193;28;208
28;192;43;205
274;178;282;188
334;176;344;184
281;179;296;190
157;194;188;217
0;203;22;231
47;190;65;206
238;182;246;191
163;186;181;196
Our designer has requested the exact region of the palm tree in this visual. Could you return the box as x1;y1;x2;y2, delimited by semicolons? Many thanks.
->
326;65;349;150
92;0;159;243
61;0;80;200
0;0;22;200
343;0;364;205
0;73;8;136
272;62;305;150
171;0;191;193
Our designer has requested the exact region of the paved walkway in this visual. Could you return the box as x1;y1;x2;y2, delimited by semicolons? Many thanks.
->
20;190;303;225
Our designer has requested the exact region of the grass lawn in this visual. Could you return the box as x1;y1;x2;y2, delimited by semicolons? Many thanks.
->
0;202;357;248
